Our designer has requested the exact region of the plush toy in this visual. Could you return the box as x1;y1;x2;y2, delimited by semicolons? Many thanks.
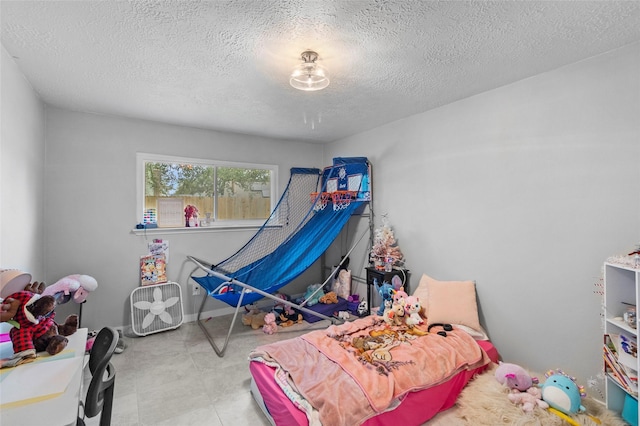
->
319;291;338;304
304;283;325;306
392;286;408;306
383;301;406;326
332;264;351;300
1;290;78;368
403;295;423;328
376;282;394;316
508;387;549;413
262;312;277;335
495;361;538;392
42;274;98;304
357;300;368;316
242;308;267;330
0;297;20;323
541;369;586;416
1;281;45;324
337;311;350;320
278;310;303;327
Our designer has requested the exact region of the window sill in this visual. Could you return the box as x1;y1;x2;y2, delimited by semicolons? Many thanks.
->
130;224;262;235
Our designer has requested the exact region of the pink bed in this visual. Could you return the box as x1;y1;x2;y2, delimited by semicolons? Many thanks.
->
249;317;499;426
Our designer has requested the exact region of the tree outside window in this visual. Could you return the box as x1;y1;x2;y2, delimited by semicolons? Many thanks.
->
138;154;275;227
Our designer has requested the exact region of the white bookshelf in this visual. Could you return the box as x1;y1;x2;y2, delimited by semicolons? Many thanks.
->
604;261;640;424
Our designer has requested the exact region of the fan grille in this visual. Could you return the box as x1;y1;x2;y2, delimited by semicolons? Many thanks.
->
130;282;184;336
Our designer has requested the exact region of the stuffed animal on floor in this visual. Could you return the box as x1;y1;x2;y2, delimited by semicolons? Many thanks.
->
42;274;98;304
332;263;351;300
304;283;325;306
1;290;78;368
540;369;586;416
242;308;267;330
495;361;538;392
262;312;277;335
278;309;303;327
508;387;549;413
319;291;338;304
376;282;394;316
403;295;423;328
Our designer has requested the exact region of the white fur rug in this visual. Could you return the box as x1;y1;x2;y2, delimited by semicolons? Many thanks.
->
451;364;628;426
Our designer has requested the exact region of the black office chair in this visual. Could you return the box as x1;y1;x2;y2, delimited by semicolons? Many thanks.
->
78;327;118;426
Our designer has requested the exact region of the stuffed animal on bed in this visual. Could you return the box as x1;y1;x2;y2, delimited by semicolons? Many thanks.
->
508;387;549;413
495;361;538;392
376;282;394;316
392;286;408;306
1;290;78;367
383;301;406;326
403;296;423;328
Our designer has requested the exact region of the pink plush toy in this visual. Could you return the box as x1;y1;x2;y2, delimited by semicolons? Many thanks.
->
392;286;408;306
262;312;277;335
495;361;538;391
508;387;549;413
42;274;98;304
403;295;423;328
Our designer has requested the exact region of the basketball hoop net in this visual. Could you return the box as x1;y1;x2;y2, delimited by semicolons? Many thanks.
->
331;191;357;211
310;192;331;211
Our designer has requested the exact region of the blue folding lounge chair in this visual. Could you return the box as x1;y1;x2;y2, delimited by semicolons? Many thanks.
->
188;158;371;356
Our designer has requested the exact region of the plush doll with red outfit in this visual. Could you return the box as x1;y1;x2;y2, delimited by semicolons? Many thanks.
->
1;289;78;368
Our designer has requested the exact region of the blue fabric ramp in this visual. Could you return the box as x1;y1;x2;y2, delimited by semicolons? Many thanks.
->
193;200;362;307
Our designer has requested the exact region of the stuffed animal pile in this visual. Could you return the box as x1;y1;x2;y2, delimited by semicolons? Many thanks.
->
242;308;267;330
495;362;588;422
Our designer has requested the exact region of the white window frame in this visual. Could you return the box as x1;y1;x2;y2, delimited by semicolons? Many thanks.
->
136;153;278;231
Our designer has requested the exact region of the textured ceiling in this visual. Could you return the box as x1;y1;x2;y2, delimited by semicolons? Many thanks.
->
2;1;640;143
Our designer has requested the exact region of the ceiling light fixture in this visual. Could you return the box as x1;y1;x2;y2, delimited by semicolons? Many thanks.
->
290;50;330;91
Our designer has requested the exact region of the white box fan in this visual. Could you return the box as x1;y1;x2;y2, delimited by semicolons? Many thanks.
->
130;282;184;336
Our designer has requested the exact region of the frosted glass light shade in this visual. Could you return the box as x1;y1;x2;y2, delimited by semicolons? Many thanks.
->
290;51;330;91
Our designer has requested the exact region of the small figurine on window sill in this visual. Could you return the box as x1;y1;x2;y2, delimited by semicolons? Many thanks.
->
184;204;199;227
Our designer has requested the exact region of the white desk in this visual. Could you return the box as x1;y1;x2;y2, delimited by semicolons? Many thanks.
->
0;328;88;426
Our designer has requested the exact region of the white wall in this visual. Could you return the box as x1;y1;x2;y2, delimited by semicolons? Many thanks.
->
327;42;640;392
0;46;45;278
44;108;323;330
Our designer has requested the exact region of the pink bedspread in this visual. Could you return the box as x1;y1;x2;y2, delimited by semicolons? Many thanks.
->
249;316;490;425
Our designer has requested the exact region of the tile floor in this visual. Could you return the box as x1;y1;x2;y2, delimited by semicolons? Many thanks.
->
82;315;462;426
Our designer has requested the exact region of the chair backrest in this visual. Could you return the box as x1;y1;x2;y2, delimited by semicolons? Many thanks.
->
84;327;118;425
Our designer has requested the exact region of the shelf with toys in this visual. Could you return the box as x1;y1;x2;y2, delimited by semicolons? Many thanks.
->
603;257;640;426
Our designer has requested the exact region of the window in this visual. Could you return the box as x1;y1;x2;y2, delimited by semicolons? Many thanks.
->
137;153;277;229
